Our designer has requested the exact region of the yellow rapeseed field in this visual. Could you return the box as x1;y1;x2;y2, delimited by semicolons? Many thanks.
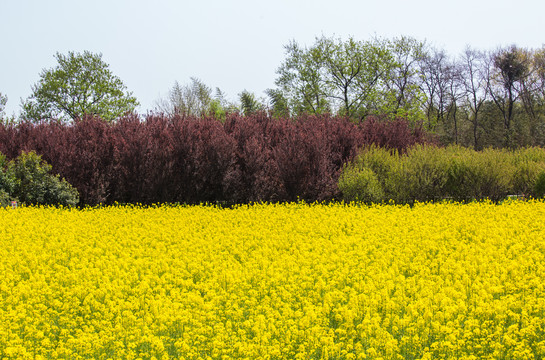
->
1;201;545;360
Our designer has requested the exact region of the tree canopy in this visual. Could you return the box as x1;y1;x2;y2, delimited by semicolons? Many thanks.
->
274;35;427;123
0;92;7;121
21;51;139;122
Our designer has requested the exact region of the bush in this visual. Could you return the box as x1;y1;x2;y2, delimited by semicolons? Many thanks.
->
0;190;11;207
0;152;15;207
534;171;545;198
345;146;399;201
338;166;384;203
0;113;430;205
7;151;79;206
471;148;513;201
401;145;450;202
340;145;545;203
511;148;545;197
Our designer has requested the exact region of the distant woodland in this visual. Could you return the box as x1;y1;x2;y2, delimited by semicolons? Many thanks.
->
2;36;545;149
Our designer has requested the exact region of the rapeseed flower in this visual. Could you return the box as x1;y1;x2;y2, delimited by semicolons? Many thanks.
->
0;201;544;359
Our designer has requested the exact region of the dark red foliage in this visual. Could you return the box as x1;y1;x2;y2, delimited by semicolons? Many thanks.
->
0;113;430;205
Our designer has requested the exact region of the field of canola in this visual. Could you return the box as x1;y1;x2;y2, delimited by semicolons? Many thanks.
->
1;201;545;360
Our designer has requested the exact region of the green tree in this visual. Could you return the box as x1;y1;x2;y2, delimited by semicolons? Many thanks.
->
21;51;139;123
275;39;331;116
317;36;395;121
275;36;427;123
382;36;427;123
0;92;6;118
265;88;290;118
239;90;265;116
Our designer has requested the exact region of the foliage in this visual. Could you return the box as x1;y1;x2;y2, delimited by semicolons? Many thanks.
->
274;35;427;123
0;152;15;207
238;90;265;116
0;190;10;208
535;171;545;198
275;39;331;116
156;79;238;121
265;88;290;118
21;51;139;123
272;37;545;149
0;114;428;205
0;92;6;119
6;151;79;206
2;201;545;358
381;36;428;122
0;92;17;126
341;144;545;203
338;165;384;203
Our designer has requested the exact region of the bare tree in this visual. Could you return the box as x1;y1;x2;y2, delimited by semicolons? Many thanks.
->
486;45;531;147
459;46;489;149
419;46;454;130
445;62;465;144
157;77;214;117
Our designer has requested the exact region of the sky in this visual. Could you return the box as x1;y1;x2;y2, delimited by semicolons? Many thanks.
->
1;0;544;116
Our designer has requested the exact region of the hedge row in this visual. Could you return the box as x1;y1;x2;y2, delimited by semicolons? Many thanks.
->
339;144;545;204
0;113;429;205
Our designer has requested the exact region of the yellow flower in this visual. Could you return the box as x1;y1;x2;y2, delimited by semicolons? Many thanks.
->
1;200;545;358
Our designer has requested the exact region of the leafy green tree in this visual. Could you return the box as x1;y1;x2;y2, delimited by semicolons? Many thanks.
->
316;36;395;121
238;90;265;116
275;39;331;116
275;36;427;123
0;92;6;118
381;36;427;123
21;51;139;123
265;88;290;118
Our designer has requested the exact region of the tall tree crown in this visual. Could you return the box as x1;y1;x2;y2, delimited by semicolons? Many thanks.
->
22;51;139;122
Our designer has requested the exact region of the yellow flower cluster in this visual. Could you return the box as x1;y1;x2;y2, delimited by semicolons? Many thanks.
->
1;201;545;359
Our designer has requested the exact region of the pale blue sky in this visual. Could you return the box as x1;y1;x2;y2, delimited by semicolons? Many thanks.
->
1;0;544;116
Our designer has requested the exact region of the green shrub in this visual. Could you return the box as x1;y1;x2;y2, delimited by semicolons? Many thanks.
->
443;147;479;201
511;147;545;197
534;171;545;198
349;146;400;201
471;148;513;201
339;145;545;204
400;145;449;202
0;152;15;207
338;166;385;203
0;190;11;208
7;151;79;206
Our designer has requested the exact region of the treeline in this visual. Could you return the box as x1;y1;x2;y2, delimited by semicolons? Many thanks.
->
0;114;428;206
272;36;545;149
154;36;545;150
4;36;544;152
